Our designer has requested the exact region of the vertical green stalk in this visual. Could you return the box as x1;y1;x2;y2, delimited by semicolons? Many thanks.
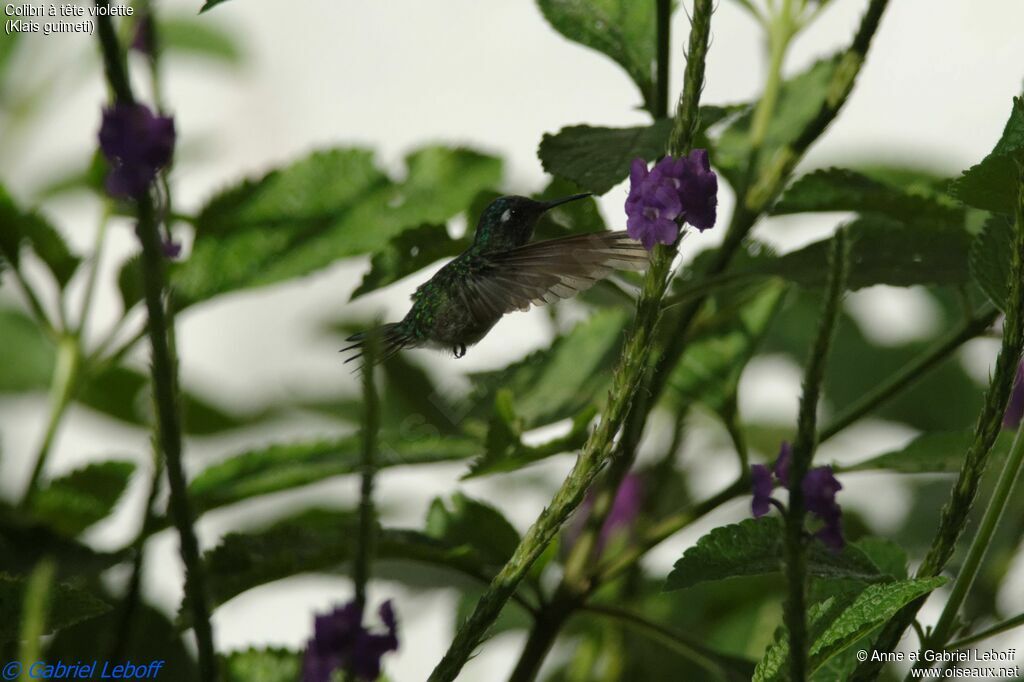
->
853;164;1024;681
918;419;1024;667
783;229;849;681
427;3;714;681
748;0;796;152
353;332;380;611
92;3;217;680
18;559;55;681
20;335;79;507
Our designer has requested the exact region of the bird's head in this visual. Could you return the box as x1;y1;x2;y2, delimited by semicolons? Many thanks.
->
473;193;590;249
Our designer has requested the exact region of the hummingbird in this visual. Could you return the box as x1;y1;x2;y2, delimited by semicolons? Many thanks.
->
343;193;648;365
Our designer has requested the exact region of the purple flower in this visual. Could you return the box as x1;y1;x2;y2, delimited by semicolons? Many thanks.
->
302;600;399;682
161;237;182;259
98;103;175;199
749;441;845;550
623;150;718;250
566;472;644;555
751;464;772;518
1004;362;1024;429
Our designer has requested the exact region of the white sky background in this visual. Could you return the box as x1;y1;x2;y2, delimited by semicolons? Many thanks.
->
3;0;1024;679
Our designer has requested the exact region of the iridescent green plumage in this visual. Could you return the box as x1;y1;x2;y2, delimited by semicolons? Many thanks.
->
344;194;648;365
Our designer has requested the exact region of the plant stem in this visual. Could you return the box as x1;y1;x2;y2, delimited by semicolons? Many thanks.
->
819;304;999;442
914;421;1024;672
76;206;111;339
947;612;1024;651
748;0;795;152
427;4;714;680
93;4;217;679
853;164;1024;682
507;593;576;682
20;335;79;507
18;559;55;679
783;228;849;682
354;331;381;611
654;0;671;120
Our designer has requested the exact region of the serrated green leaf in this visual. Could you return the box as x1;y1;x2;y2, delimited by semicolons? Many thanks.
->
0;306;54;392
222;647;301;682
843;430;1014;474
949;97;1024;213
351;223;468;299
191;508;518;619
0;185;81;288
772;167;963;227
537;0;662;110
669;281;786;417
30;460;136;536
0;574;110;643
715;56;839;190
187;433;481;516
853;537;907;580
175;146;500;308
160;16;243;64
469;307;628;428
0;508;127;577
970;215;1014;311
538;120;673;195
665;517;883;592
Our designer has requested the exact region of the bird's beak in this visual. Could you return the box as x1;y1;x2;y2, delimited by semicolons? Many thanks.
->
542;193;591;211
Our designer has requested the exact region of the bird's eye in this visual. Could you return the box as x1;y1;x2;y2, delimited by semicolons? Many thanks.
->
501;209;512;222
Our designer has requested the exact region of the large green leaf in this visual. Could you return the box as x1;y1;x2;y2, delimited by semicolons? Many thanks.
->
772;167;963;227
843;430;1015;474
469;307;628;428
970;214;1014;312
949;97;1024;214
351;223;468;299
30;460;136;536
0;185;80;288
715;56;839;190
191;508;524;619
187;433;482;516
222;648;301;682
537;0;661;111
0;508;126;577
173;146;500;307
425;493;521;568
0;574;110;643
665;518;883;592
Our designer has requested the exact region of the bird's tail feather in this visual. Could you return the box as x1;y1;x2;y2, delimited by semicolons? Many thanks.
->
341;323;412;369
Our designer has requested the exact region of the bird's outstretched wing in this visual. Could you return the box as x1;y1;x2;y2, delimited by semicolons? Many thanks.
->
460;230;648;320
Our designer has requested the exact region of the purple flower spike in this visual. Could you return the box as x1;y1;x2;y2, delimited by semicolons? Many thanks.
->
598;472;644;551
98;103;175;200
803;466;844;551
161;238;182;260
302;599;399;682
772;442;792;486
750;464;772;518
623;150;718;250
1004;362;1024;429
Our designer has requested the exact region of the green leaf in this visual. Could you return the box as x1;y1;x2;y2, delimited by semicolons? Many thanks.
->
715;56;839;190
538;120;672;195
0;508;127;577
222;648;301;682
843;430;1015;474
669;281;786;418
749;216;972;291
537;106;741;196
30;461;136;536
198;0;230;12
469;307;628;428
0;185;80;288
160;16;243;64
537;0;661;111
425;493;521;568
175;146;500;307
117;253;144;312
462;397;594;478
772;167;963;227
192;508;519;618
665;517;883;592
187;433;481;516
0;306;54;392
532;176;610;238
853;537;907;580
970;215;1014;311
0;574;110;643
949;97;1024;213
351;223;468;299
